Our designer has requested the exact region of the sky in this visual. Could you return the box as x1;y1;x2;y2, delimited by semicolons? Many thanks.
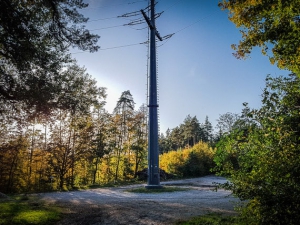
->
72;0;288;134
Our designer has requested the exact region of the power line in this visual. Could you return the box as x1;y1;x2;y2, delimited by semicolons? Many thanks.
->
89;24;125;31
164;0;184;11
118;10;141;18
74;3;215;51
128;26;148;30
156;13;216;47
85;0;153;23
88;8;162;31
86;4;154;25
87;16;120;23
174;14;213;34
70;42;145;54
157;37;171;47
88;20;149;31
100;42;144;50
80;0;147;11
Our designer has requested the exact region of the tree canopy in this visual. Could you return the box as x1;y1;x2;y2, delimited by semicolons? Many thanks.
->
219;0;300;74
214;74;300;224
0;0;100;113
0;0;99;69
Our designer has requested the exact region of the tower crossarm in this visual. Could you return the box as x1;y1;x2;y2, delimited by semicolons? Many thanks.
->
141;9;163;41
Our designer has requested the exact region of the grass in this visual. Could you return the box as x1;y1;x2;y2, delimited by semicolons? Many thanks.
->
176;213;238;225
0;196;61;225
126;186;190;193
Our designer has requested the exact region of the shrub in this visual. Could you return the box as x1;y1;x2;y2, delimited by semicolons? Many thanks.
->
160;142;215;178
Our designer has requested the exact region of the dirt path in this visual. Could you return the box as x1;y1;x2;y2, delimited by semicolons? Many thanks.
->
37;176;239;225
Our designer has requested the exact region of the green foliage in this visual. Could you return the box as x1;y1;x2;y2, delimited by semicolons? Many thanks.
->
176;213;238;225
160;142;215;178
179;146;215;177
159;115;215;153
216;112;240;135
219;0;300;74
0;0;99;112
214;74;300;225
0;197;61;225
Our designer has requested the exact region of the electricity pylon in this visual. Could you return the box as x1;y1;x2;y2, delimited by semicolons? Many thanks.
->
141;0;163;189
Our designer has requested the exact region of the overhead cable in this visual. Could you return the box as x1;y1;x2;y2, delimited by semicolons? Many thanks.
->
89;24;125;31
87;16;120;23
80;0;147;11
71;42;144;54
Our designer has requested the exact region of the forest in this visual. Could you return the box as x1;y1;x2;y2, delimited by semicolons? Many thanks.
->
0;66;220;193
0;0;222;194
1;0;300;225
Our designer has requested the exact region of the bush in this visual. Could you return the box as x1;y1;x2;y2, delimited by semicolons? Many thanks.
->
160;142;215;178
214;75;300;225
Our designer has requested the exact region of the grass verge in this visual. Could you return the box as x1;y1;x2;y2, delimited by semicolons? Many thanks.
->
0;196;61;225
176;213;239;225
176;213;252;225
126;186;190;193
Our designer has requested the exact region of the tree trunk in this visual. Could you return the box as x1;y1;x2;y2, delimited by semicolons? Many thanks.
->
93;156;100;184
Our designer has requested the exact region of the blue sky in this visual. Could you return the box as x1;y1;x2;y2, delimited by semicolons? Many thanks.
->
73;0;288;133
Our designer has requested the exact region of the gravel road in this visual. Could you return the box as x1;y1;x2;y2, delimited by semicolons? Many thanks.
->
37;176;239;225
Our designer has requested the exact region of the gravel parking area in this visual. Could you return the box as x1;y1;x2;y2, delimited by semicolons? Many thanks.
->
37;175;239;225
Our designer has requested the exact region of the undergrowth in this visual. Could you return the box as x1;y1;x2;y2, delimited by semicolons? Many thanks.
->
176;213;239;225
0;196;61;225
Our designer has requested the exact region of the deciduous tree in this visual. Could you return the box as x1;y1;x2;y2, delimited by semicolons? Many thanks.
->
215;74;300;224
219;0;300;74
112;90;135;182
216;112;239;135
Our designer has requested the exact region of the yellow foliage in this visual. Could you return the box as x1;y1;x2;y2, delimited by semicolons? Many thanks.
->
159;142;215;177
160;150;185;175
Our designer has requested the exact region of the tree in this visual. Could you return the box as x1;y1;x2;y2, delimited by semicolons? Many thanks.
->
182;115;201;147
0;0;99;112
219;0;300;74
0;62;105;120
216;112;239;135
169;126;185;150
159;131;172;154
159;115;213;152
90;109;111;185
131;105;148;177
0;0;99;70
46;64;106;190
201;116;213;143
0;136;29;193
214;74;300;224
57;63;106;114
112;90;135;182
160;142;215;178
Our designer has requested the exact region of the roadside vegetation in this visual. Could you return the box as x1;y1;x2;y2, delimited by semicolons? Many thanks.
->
1;0;300;225
213;1;300;224
0;196;61;225
176;213;238;225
